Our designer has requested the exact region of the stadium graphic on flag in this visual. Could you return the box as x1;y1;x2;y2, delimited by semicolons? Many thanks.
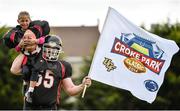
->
111;33;165;74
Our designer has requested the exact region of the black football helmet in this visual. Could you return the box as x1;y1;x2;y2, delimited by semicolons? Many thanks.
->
42;35;63;61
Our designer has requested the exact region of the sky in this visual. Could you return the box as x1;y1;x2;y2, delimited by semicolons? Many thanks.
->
0;0;180;30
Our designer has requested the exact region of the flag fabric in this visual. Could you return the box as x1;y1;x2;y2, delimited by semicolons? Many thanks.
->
89;7;179;103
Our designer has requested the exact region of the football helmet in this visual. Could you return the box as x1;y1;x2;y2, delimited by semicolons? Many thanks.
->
42;35;63;61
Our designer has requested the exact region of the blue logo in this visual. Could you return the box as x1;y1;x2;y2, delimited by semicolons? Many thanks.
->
144;80;158;92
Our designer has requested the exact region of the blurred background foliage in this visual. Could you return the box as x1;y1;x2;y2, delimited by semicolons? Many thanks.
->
0;22;180;110
0;26;23;109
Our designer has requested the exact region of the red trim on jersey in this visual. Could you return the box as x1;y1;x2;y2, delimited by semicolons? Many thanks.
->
15;45;21;52
10;31;15;43
22;56;28;66
33;25;43;36
61;63;65;78
57;62;65;105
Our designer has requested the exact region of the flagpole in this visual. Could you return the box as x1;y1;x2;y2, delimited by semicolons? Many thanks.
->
81;84;87;98
81;8;111;99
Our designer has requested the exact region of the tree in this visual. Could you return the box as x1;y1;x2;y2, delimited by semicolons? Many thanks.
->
149;22;180;109
0;26;23;109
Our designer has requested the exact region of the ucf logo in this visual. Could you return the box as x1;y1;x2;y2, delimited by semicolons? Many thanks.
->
103;57;117;72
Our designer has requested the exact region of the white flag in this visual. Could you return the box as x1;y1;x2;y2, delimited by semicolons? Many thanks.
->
89;7;179;103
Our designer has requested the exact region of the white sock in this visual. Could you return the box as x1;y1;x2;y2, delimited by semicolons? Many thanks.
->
28;87;34;92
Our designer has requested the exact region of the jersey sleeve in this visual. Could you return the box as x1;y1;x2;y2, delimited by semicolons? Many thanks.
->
61;60;72;79
29;20;50;38
3;26;23;48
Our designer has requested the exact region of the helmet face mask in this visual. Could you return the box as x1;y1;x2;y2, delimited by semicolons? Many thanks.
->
42;35;63;61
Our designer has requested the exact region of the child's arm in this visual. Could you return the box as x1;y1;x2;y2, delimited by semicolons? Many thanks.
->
3;27;23;49
26;36;46;45
22;29;46;45
25;20;49;45
29;20;50;38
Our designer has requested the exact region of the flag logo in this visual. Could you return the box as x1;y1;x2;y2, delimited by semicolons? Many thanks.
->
103;57;117;72
111;33;165;74
124;57;146;73
144;80;159;92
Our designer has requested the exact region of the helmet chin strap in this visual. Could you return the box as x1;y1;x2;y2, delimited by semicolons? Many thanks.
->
24;46;41;56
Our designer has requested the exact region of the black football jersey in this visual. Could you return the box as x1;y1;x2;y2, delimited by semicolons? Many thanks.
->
31;60;72;106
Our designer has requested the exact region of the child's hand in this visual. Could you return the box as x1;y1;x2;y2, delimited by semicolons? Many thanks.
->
29;38;38;45
18;39;25;48
23;38;38;45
